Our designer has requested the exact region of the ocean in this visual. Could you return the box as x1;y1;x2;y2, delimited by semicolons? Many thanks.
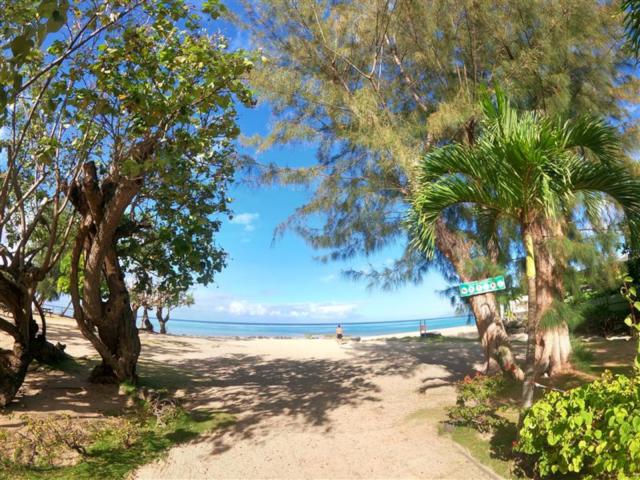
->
145;314;473;337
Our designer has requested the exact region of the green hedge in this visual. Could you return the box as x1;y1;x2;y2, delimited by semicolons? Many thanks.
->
517;372;640;479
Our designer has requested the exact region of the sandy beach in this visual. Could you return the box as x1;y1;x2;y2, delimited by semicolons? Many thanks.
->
1;316;497;479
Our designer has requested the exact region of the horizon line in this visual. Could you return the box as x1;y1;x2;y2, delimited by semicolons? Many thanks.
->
162;312;473;327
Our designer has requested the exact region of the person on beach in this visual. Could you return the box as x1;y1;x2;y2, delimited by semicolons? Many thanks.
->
336;324;344;343
419;321;427;337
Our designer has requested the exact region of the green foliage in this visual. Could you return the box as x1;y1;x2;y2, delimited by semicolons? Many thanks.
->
0;0;69;118
240;0;639;287
620;275;640;372
570;292;631;337
66;0;255;300
409;88;640;259
517;371;640;479
623;0;640;58
447;373;511;433
55;251;78;297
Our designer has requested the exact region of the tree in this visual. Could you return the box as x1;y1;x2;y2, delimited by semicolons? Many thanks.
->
240;0;639;374
65;0;253;383
129;287;154;332
0;0;142;406
129;281;193;334
623;0;640;58
154;290;193;334
409;89;640;408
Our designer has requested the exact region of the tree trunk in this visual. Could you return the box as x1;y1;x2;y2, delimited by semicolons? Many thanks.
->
0;276;66;407
435;218;523;378
132;304;140;327
156;307;169;334
467;294;523;379
0;283;32;407
531;218;571;375
0;343;30;408
69;162;141;384
141;307;154;332
61;299;73;317
521;227;539;410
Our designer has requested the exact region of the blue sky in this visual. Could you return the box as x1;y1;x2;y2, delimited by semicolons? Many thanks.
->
168;0;455;323
172;101;454;324
34;1;452;324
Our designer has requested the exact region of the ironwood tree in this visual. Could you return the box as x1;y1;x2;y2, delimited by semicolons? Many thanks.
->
240;0;639;375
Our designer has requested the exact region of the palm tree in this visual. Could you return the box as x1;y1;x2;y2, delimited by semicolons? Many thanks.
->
623;0;640;59
409;89;640;409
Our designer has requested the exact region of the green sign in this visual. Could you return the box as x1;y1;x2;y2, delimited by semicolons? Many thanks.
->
459;276;506;297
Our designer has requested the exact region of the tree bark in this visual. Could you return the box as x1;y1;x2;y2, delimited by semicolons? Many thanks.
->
0;343;30;408
142;307;154;332
0;274;66;406
61;299;73;317
521;227;539;410
69;162;141;384
156;306;170;334
531;218;571;376
435;218;523;379
0;281;31;407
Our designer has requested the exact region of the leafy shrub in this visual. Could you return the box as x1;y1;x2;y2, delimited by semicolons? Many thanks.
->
573;293;631;337
0;414;97;467
447;373;510;433
517;371;640;479
0;387;183;469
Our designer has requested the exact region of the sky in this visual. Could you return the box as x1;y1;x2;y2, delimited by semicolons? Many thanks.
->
172;100;455;323
26;1;453;325
165;0;456;324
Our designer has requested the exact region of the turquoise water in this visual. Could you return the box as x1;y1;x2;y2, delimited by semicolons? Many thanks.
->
145;314;473;337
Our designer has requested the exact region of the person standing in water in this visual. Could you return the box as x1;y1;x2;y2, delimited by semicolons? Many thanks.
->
336;324;344;343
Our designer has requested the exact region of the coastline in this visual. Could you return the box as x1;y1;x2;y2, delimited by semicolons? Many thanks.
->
361;325;478;341
40;314;478;341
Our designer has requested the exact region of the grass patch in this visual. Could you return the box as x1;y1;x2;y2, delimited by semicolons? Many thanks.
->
1;409;234;480
570;337;595;374
404;407;446;424
444;423;517;479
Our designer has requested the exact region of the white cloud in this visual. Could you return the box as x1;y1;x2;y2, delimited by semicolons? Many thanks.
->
320;273;337;283
214;299;357;320
230;212;259;232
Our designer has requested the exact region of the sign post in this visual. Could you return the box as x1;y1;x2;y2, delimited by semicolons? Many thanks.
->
459;275;506;297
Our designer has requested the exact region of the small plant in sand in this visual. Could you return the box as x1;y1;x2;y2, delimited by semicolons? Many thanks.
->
0;414;97;467
0;387;184;470
447;373;511;433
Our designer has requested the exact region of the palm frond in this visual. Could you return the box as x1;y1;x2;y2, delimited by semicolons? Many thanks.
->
623;0;640;59
562;116;621;164
570;160;640;249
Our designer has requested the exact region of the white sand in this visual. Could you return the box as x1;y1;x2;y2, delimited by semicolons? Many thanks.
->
1;316;499;479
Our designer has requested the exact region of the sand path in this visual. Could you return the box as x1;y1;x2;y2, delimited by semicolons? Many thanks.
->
1;318;498;479
134;334;498;479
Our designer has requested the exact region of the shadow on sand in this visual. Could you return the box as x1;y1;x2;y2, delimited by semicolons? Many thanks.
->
135;337;485;455
1;327;485;458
